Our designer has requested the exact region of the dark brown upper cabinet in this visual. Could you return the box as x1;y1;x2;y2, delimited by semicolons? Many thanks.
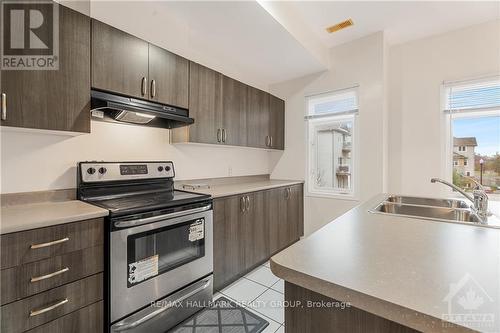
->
222;76;248;146
148;44;189;108
269;95;285;150
173;69;285;150
91;20;189;108
247;86;269;148
172;62;223;144
0;4;91;133
91;20;148;100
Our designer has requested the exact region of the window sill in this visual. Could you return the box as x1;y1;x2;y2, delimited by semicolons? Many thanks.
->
306;191;359;201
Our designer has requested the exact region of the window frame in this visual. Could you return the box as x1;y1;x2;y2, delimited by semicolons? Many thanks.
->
306;113;359;200
446;109;500;185
441;75;500;198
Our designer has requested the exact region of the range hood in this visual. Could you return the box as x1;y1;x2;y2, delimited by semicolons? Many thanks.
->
90;89;194;129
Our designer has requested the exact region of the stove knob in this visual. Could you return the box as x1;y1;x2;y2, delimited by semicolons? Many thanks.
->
165;166;171;172
87;167;96;175
98;167;107;174
157;166;164;172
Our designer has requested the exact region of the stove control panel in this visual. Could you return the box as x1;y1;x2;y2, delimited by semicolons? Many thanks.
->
80;161;175;182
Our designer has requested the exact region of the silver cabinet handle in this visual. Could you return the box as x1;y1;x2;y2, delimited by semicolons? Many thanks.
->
222;129;227;142
31;237;69;250
240;196;246;213
265;135;270;147
112;279;211;331
150;79;156;98
1;93;6;120
217;129;221;143
285;188;290;200
31;267;69;283
245;196;250;211
270;136;273;148
30;298;68;317
141;77;147;96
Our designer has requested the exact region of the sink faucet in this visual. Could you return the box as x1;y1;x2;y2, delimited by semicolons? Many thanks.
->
430;177;489;218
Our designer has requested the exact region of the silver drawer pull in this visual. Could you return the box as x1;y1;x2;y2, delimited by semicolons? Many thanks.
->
30;237;69;249
31;267;69;283
29;298;68;317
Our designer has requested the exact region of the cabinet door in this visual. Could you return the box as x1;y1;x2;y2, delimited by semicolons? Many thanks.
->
267;187;284;255
148;44;189;108
246;87;269;148
91;19;149;99
287;185;304;243
243;192;269;269
269;95;285;150
175;62;222;144
222;76;247;146
0;4;90;133
213;196;245;291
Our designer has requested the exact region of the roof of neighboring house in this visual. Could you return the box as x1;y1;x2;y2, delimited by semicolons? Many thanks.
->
453;137;477;147
453;152;467;159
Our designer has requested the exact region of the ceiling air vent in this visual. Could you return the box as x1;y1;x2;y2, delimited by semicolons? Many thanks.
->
326;19;354;33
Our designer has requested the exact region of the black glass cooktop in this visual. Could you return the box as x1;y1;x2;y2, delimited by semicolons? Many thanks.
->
86;190;210;216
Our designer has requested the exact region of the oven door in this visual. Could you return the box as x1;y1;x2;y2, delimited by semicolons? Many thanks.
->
110;204;213;323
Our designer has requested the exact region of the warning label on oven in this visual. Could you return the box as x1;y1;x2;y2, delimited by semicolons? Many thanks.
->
189;219;204;242
128;255;158;285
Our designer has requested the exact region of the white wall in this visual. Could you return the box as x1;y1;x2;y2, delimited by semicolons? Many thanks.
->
269;32;387;235
0;122;270;193
388;19;500;197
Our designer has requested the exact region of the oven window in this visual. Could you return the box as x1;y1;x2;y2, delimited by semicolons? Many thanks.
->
126;218;205;287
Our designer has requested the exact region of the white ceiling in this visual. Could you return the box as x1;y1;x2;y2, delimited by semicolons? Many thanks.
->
287;1;500;47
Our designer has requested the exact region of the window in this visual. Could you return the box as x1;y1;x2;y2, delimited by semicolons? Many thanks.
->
444;76;500;200
306;87;358;197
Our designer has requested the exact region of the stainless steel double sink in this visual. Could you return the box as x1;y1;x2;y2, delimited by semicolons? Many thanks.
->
370;195;486;226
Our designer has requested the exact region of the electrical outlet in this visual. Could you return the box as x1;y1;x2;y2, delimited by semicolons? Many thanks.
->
228;166;233;176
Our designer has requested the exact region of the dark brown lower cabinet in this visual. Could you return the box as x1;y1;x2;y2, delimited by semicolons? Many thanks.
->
0;218;104;332
269;184;304;254
213;195;245;291
26;301;103;333
1;273;103;333
285;282;419;333
214;184;303;291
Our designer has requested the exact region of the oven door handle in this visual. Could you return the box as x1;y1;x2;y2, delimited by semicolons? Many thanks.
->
114;204;212;229
112;278;211;331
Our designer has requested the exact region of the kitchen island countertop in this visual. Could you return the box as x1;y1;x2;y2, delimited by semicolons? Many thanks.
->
271;193;500;332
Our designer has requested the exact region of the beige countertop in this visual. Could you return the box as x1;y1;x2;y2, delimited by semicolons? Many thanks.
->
270;194;500;333
176;179;304;198
1;200;109;234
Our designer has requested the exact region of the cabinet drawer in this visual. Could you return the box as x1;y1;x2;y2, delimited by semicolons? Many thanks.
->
1;218;103;269
26;301;103;333
0;273;103;333
1;245;103;305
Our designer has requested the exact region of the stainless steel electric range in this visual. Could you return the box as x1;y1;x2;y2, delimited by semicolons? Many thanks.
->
77;161;213;333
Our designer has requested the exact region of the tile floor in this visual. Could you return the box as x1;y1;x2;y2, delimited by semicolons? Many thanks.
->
214;261;285;333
